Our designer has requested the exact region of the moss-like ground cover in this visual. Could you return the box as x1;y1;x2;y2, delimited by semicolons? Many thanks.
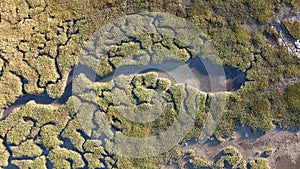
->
0;0;299;168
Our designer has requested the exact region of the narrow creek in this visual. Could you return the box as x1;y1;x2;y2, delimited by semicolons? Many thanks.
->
1;57;247;120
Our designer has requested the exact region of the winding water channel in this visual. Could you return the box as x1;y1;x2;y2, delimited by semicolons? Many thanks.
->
1;57;247;120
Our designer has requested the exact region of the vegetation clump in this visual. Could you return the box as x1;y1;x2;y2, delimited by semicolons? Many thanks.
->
249;158;270;169
282;20;300;39
0;72;23;113
215;146;243;168
262;148;275;157
285;82;300;112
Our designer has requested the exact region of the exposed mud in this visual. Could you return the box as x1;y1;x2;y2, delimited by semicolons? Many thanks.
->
180;126;300;169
